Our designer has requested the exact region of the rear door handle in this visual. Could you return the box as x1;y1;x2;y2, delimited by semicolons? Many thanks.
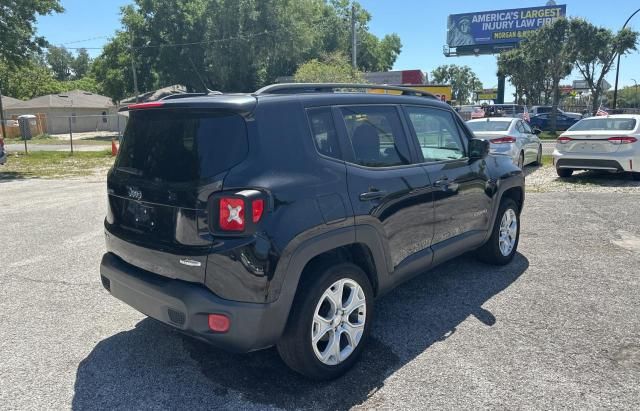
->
359;190;387;201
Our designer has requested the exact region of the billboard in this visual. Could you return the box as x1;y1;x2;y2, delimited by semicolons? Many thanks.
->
476;89;498;100
368;85;452;102
447;5;566;48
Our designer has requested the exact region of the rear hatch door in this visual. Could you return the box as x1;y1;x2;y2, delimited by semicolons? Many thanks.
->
105;107;249;283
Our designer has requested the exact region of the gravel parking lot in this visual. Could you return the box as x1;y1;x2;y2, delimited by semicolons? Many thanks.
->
1;173;638;410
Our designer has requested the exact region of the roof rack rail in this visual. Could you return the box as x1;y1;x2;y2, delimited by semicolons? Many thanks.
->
253;83;437;99
161;90;223;101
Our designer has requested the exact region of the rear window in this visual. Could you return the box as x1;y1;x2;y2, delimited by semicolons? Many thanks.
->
568;118;637;132
116;110;248;182
467;120;511;132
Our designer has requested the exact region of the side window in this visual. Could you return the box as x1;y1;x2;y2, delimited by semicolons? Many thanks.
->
339;106;411;167
521;121;533;134
516;121;525;133
307;108;341;160
405;106;466;162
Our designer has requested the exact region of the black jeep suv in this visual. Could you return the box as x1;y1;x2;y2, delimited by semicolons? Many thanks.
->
100;83;524;380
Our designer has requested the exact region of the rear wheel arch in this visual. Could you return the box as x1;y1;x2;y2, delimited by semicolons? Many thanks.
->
295;243;380;297
501;186;523;214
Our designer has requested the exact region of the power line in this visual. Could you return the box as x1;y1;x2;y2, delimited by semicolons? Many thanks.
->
61;35;111;45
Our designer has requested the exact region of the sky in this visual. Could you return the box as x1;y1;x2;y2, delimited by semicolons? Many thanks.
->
36;0;640;97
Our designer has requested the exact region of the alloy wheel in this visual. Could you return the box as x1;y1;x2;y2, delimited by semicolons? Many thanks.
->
498;208;518;256
311;278;366;366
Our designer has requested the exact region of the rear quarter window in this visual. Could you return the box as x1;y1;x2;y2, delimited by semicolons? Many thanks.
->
116;109;248;183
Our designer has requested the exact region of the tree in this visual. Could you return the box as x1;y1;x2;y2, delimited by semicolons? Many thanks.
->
521;19;573;133
46;45;74;81
0;59;61;99
92;0;402;95
606;85;640;109
294;52;364;83
0;0;63;66
91;30;156;103
71;48;91;79
498;47;552;105
431;65;482;104
569;20;638;115
0;58;100;100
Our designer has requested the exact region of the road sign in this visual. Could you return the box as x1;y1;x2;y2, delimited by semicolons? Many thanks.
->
573;79;612;91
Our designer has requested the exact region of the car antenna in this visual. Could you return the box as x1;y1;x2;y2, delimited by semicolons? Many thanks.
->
187;54;212;94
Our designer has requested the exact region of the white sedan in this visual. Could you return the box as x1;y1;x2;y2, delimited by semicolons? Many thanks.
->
552;114;640;180
467;117;542;168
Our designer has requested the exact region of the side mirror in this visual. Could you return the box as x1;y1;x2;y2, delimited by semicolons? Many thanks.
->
533;128;542;135
469;138;490;161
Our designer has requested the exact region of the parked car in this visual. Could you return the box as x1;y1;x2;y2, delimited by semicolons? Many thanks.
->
553;114;640;180
491;104;526;119
100;83;525;380
467;117;542;168
529;113;580;131
0;138;6;165
458;105;485;120
530;105;582;120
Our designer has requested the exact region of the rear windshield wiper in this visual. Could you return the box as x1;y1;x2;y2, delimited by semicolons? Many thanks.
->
116;166;143;176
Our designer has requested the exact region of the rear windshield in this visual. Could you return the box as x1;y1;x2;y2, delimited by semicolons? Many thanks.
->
116;109;248;183
467;121;511;132
568;118;637;132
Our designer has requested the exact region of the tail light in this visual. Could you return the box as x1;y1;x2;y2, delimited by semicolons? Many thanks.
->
127;101;165;110
490;136;516;144
252;199;264;223
607;136;637;145
208;314;230;333
210;190;266;234
557;136;573;144
219;198;245;231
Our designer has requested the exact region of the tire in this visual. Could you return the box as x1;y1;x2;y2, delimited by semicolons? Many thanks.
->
556;168;573;178
277;262;374;380
476;198;520;265
517;151;524;169
534;145;543;166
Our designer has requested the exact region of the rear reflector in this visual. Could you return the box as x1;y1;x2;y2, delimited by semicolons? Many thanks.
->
490;136;516;144
607;136;637;144
557;136;572;144
208;314;230;332
219;197;245;231
252;199;264;223
127;101;165;110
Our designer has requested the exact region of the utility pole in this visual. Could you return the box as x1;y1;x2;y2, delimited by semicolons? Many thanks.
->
130;32;140;103
612;8;640;109
0;85;7;140
351;4;357;71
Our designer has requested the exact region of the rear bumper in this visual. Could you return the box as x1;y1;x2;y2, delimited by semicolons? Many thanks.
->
553;150;635;172
100;252;290;353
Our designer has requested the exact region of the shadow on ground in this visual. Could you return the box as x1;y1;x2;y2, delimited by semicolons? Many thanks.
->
0;171;30;182
73;253;528;410
555;170;640;187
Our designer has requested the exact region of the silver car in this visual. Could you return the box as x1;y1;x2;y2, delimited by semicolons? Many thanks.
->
467;117;542;168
